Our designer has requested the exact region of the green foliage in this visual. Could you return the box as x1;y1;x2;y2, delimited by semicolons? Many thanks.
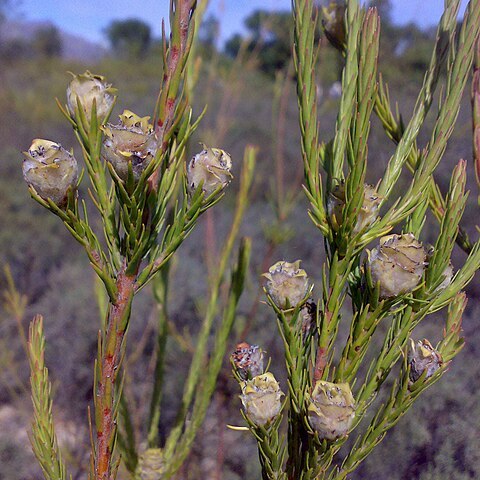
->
105;18;152;58
28;315;69;480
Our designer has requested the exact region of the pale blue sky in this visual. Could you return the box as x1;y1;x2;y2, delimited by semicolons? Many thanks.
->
14;0;470;46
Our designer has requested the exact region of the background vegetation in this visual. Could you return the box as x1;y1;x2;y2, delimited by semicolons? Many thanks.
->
0;1;479;478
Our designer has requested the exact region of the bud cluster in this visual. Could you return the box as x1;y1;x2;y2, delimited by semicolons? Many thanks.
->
23;72;234;208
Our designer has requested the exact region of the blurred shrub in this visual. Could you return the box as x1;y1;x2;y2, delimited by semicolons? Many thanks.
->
105;18;152;58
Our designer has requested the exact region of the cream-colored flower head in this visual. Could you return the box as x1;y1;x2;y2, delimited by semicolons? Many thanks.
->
263;260;310;309
23;139;78;207
308;380;355;441
135;448;165;480
67;71;116;121
408;339;443;382
240;372;284;426
367;233;427;298
187;145;233;196
102;110;157;182
328;182;382;234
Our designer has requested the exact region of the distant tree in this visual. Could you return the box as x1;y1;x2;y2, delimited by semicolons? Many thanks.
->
199;14;219;49
33;25;62;58
225;33;243;58
105;18;152;58
0;0;10;22
224;10;293;76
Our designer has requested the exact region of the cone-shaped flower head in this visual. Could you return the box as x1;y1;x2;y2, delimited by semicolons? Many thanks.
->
231;342;265;379
67;71;116;121
437;262;454;292
328;183;382;234
187;145;233;196
367;233;427;298
425;246;454;292
135;448;165;480
322;3;346;50
264;260;310;309
300;299;317;336
23;139;78;207
240;372;284;426
102;110;157;182
308;380;355;441
408;339;443;382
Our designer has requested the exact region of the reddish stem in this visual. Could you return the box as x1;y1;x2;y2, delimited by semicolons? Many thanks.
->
95;269;136;480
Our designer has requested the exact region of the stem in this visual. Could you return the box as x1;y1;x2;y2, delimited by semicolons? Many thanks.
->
94;268;136;480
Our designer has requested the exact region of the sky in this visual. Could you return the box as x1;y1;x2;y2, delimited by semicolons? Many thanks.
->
12;0;470;46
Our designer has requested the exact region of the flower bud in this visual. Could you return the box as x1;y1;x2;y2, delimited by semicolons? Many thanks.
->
367;233;427;298
322;3;346;51
240;372;284;426
67;71;116;121
307;380;355;441
263;260;310;309
231;342;265;379
187;145;232;196
328;183;382;234
102;110;157;182
135;448;165;480
408;339;443;383
23;139;78;207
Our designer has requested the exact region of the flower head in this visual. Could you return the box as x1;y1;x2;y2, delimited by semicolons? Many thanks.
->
23;139;78;207
408;339;443;382
240;372;284;426
67;71;116;121
102;110;157;182
322;3;346;51
187;145;232;196
231;342;265;379
328;182;382;234
367;233;427;298
135;448;165;480
263;260;310;309
308;380;355;440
